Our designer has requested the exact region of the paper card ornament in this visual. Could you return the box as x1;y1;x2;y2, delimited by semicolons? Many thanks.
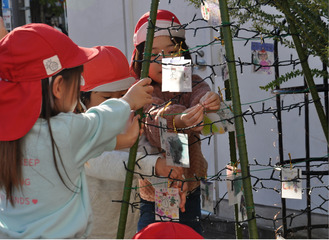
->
162;57;192;92
158;117;168;151
165;132;190;168
219;47;229;81
201;101;235;135
237;193;248;222
226;164;243;205
251;42;274;75
201;0;222;26
155;187;180;221
200;179;214;213
281;168;302;199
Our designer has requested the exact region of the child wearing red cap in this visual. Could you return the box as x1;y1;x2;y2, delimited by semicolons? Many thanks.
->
79;45;186;238
0;24;153;238
130;10;221;235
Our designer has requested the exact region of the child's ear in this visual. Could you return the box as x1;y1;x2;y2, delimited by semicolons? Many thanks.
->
52;75;64;99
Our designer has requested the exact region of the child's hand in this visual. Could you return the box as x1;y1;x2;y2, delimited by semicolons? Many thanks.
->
115;113;141;149
199;91;221;111
154;157;187;212
0;17;8;40
174;104;204;132
155;157;184;177
122;78;153;110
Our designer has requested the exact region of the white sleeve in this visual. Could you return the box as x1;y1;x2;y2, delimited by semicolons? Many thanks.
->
85;150;159;181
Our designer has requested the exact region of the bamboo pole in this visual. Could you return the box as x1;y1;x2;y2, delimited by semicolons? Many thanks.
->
224;81;243;239
221;26;243;237
276;0;328;143
218;0;259;238
116;0;159;238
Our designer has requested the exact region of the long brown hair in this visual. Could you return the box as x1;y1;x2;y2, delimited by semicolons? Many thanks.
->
131;37;192;79
0;65;83;205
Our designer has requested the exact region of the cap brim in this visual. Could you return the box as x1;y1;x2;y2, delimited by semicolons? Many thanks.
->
0;80;42;141
88;77;136;92
65;46;99;70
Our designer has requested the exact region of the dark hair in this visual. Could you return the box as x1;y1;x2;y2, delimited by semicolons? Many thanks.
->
76;91;92;113
0;65;83;205
131;37;192;79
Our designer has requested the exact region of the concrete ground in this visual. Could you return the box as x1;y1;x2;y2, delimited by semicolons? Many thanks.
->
199;200;329;239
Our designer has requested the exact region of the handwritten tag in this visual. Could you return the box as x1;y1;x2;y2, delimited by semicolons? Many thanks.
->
201;101;235;135
281;168;302;199
158;117;168;151
201;0;221;26
201;179;214;213
155;187;180;221
237;193;248;221
226;164;243;206
162;57;192;92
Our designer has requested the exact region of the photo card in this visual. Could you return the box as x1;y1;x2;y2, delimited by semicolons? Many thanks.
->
165;132;190;168
251;42;274;75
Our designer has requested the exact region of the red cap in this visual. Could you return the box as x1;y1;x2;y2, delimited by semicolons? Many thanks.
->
132;222;204;239
81;46;135;92
133;9;185;47
130;10;185;79
0;23;99;141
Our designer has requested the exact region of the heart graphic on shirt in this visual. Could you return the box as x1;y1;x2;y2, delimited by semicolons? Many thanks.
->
32;199;38;204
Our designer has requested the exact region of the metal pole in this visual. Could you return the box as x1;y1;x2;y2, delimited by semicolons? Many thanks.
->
116;0;159;238
218;0;258;238
304;79;312;238
274;25;287;238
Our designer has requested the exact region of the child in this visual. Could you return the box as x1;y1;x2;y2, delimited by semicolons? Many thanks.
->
130;10;221;235
0;23;153;238
79;45;186;238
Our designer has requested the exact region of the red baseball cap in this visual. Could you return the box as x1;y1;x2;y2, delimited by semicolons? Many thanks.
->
133;9;185;47
81;46;135;92
0;23;99;141
132;222;204;239
130;10;185;79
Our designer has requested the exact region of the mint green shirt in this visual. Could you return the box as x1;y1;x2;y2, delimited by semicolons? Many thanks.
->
0;99;130;238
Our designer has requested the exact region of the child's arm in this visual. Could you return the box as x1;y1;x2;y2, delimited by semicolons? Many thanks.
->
85;153;187;212
173;104;204;132
173;91;220;132
115;112;141;150
121;78;153;110
143;96;187;147
85;151;183;183
155;157;187;212
199;91;221;111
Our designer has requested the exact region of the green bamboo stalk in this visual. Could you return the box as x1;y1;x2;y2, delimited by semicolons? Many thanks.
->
116;0;159;238
276;0;328;143
218;0;259;238
224;81;243;239
222;28;242;237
